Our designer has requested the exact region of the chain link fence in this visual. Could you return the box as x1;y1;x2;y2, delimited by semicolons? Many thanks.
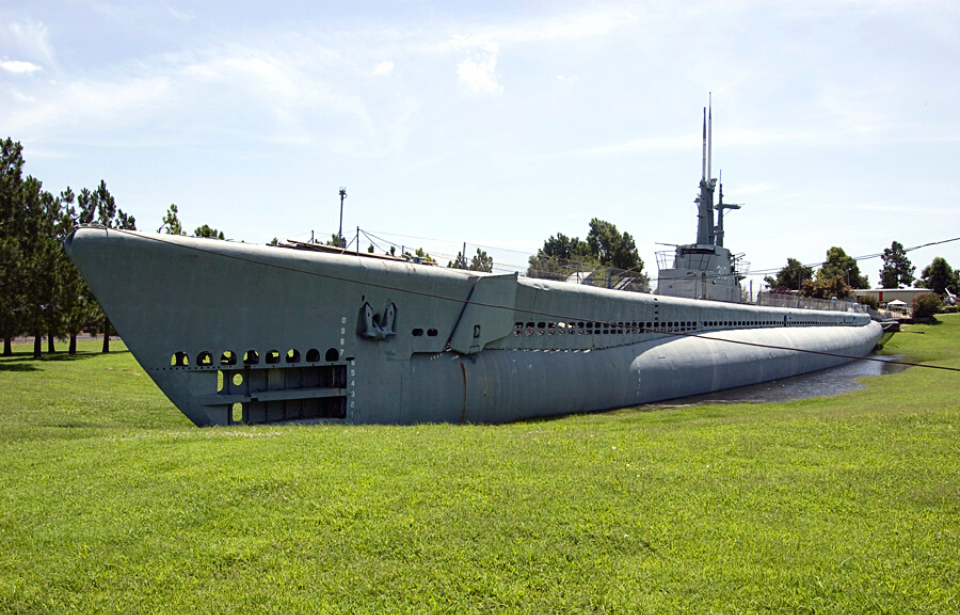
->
756;291;868;313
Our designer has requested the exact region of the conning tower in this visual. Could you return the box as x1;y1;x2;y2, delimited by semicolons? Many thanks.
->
657;95;746;303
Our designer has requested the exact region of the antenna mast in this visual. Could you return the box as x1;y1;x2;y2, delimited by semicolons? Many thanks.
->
701;107;707;181
695;95;718;246
707;92;713;182
338;187;347;248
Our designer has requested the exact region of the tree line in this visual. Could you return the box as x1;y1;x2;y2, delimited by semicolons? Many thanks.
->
526;218;650;291
0;138;224;358
764;242;959;299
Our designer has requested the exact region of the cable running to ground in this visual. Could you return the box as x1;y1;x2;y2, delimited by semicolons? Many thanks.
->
106;229;960;374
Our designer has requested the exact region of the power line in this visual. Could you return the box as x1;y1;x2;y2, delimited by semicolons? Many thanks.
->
746;236;960;277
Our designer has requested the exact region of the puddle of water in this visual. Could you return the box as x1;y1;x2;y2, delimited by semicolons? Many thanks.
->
657;354;909;407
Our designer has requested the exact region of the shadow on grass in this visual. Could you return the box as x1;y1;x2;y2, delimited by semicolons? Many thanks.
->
48;422;112;429
0;349;126;372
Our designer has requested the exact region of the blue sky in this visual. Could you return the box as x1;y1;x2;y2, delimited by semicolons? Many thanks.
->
2;0;958;287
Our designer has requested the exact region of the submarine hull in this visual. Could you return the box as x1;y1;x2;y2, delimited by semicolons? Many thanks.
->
66;227;883;426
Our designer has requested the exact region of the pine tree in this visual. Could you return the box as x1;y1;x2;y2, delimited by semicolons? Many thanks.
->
18;177;60;359
193;224;224;239
162;204;185;235
0;138;26;355
469;248;493;272
879;241;915;289
81;180;136;352
57;188;98;354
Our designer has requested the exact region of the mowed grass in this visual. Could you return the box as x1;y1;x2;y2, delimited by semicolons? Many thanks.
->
1;319;958;613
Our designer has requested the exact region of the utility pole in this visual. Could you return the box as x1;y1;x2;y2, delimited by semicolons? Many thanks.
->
798;267;803;308
338;187;347;248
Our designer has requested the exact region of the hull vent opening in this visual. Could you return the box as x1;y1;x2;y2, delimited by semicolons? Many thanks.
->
217;365;348;424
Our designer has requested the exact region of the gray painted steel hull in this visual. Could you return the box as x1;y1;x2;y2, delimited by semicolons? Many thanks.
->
66;227;883;426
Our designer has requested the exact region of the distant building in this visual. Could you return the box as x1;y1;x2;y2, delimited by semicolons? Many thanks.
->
851;288;934;304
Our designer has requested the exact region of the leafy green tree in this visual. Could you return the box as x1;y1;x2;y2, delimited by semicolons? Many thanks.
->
879;241;915;289
802;274;851;300
528;221;646;281
817;246;868;289
541;233;592;261
764;258;814;291
912;292;942;319
162;204;185;235
526;232;594;279
194;224;224;239
586;218;642;271
917;257;960;296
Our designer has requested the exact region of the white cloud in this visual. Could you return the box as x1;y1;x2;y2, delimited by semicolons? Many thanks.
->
505;9;638;43
184;52;302;99
3;18;53;64
373;61;394;76
443;9;635;49
457;42;501;93
0;59;42;74
167;7;196;22
444;7;635;94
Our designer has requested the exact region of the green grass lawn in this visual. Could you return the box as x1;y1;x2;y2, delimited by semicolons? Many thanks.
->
1;319;958;613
